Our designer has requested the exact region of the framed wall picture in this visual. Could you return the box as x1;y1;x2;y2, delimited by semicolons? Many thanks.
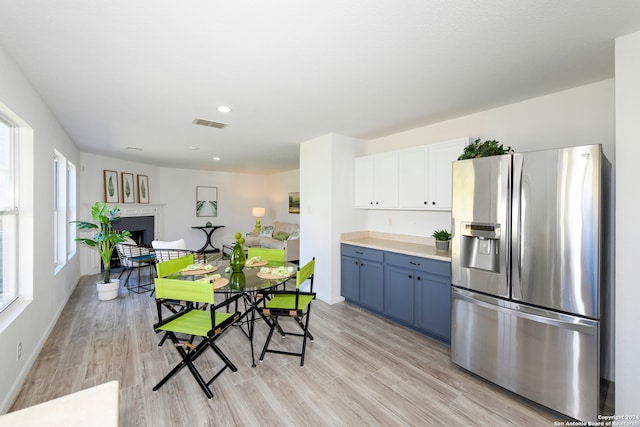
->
196;186;217;217
121;172;135;203
103;170;119;203
137;175;149;203
289;192;300;214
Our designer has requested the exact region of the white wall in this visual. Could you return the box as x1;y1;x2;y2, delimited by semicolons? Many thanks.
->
360;80;615;238
79;153;161;211
614;30;640;416
267;169;300;224
156;167;269;247
0;45;81;412
300;134;367;303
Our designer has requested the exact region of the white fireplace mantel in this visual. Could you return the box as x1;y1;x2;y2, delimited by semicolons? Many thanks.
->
112;203;164;218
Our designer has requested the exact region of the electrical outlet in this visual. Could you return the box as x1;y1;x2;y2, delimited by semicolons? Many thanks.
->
17;341;22;361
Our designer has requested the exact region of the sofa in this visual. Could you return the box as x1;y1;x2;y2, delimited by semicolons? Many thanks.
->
241;221;300;262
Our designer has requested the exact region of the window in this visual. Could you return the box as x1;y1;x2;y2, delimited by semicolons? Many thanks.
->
54;150;76;271
67;161;76;259
0;117;18;312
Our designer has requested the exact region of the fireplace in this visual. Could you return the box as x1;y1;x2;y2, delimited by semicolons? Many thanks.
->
112;215;155;247
107;215;155;270
81;204;162;277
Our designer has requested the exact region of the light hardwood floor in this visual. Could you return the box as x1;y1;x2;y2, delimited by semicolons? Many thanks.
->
10;272;566;426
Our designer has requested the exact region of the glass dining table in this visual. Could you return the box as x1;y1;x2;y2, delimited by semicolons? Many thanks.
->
160;259;297;367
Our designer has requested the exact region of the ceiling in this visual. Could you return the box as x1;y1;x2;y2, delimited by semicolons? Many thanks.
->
1;1;640;174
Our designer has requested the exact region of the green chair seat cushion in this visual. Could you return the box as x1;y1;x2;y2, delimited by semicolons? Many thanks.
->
157;310;234;336
265;293;314;311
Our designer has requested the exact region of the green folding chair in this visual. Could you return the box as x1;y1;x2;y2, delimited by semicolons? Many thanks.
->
247;247;286;264
153;257;241;399
247;247;288;294
259;257;316;366
155;254;195;317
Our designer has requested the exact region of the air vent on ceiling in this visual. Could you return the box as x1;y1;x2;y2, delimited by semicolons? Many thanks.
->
192;118;228;129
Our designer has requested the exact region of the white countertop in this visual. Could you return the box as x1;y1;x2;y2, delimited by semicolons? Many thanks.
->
341;231;451;262
0;381;119;427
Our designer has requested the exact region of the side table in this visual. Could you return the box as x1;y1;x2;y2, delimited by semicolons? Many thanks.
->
192;225;225;253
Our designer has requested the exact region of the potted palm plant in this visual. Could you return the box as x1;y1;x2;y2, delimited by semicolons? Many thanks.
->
432;229;452;251
73;202;131;300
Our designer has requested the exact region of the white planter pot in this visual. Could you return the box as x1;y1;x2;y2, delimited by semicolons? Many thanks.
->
435;239;450;252
96;279;120;301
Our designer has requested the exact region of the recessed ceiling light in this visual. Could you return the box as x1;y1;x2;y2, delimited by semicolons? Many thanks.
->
213;156;221;161
126;146;143;151
189;146;200;150
217;106;232;113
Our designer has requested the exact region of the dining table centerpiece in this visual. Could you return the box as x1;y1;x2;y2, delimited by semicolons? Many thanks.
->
230;232;246;272
229;272;246;290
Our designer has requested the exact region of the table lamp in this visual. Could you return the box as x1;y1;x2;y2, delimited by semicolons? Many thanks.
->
252;207;266;233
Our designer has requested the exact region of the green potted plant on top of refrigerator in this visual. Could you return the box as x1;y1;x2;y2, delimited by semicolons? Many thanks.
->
73;202;131;300
458;138;514;160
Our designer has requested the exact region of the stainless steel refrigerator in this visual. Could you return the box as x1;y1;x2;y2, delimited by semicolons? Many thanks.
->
450;144;613;422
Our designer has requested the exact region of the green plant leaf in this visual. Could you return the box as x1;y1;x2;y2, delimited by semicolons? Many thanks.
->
432;229;451;241
458;138;514;160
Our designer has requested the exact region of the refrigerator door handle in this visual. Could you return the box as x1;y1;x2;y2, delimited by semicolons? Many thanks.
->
511;154;523;300
452;288;597;333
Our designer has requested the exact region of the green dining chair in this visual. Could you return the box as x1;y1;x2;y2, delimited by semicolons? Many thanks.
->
248;248;288;293
153;268;241;399
259;257;316;366
155;254;195;318
247;247;286;264
155;253;194;278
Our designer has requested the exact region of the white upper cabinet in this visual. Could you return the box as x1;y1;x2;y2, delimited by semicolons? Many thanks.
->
399;145;430;208
357;137;469;211
427;137;468;210
354;151;399;208
354;156;375;207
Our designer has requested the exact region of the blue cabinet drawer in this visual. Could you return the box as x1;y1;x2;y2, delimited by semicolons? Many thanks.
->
385;252;450;277
341;244;384;263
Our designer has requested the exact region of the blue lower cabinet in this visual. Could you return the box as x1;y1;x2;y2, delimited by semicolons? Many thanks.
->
414;273;451;342
384;252;451;343
341;245;384;313
384;266;415;324
358;260;384;312
342;244;451;344
341;255;360;302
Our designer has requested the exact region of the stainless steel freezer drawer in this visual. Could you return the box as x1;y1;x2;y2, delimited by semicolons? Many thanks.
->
451;288;600;422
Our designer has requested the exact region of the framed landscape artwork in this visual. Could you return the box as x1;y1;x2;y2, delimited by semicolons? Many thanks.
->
196;186;217;217
103;170;119;203
289;192;300;214
121;172;135;203
137;175;149;203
